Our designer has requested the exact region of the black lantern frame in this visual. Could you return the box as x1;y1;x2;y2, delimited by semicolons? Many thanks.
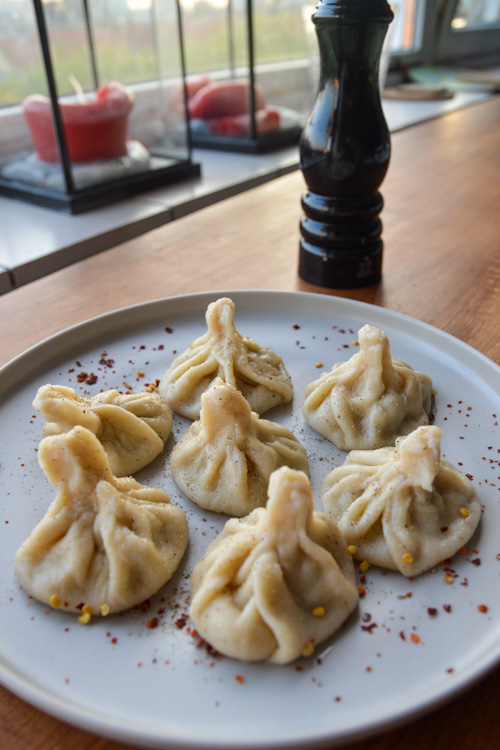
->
0;0;200;214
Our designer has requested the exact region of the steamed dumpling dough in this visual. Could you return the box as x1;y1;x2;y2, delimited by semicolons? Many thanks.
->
303;324;432;450
321;426;480;577
190;467;358;664
171;378;308;516
15;426;188;614
159;297;293;419
33;384;173;476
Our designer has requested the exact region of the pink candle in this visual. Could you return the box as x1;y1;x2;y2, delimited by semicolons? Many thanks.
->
22;82;134;163
188;80;266;120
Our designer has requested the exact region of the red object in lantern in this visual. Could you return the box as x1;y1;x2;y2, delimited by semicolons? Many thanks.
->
209;108;281;137
188;80;266;120
22;82;135;163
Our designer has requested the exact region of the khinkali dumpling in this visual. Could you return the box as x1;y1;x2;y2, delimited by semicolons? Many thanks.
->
33;384;173;476
171;378;308;516
190;466;358;664
321;426;480;577
303;324;432;450
15;426;188;614
159;297;293;419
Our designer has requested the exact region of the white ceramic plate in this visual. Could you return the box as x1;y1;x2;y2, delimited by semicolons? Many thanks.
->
1;290;499;749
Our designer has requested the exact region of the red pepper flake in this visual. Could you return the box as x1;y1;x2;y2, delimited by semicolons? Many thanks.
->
165;327;174;333
399;631;406;641
427;608;438;617
469;558;481;566
292;324;300;330
466;473;473;480
365;666;372;672
77;372;88;382
99;354;115;368
361;622;378;633
295;665;304;672
443;604;452;612
85;373;97;385
334;696;342;702
235;674;244;684
146;617;159;629
477;604;488;613
411;634;420;644
111;637;117;644
175;616;188;629
440;526;448;533
446;668;455;674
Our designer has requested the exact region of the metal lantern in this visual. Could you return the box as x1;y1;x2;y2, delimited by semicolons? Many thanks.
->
0;0;200;214
180;0;318;153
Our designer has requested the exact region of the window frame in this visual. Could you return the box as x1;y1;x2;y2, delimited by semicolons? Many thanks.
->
433;0;500;61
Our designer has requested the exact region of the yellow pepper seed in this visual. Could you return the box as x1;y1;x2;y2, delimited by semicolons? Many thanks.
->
443;575;454;584
359;560;370;573
82;604;93;615
311;606;326;618
315;362;323;368
459;507;469;518
402;553;413;564
347;544;357;555
301;642;315;658
49;594;61;608
78;612;91;625
99;604;110;617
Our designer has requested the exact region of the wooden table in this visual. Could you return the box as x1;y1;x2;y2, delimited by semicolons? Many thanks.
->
1;97;499;750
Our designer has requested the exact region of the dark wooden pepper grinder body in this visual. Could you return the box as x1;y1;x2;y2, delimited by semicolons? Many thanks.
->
299;0;394;288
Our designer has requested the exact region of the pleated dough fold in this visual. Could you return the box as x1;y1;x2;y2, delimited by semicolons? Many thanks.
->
171;378;308;516
159;297;293;419
33;384;172;476
15;426;188;613
321;426;480;576
303;324;432;450
190;466;358;664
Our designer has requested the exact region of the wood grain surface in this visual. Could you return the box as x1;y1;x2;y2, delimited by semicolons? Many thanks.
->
0;97;499;750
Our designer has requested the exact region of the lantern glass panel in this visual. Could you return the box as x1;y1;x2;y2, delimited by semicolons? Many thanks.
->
181;0;316;152
0;0;199;213
252;0;317;134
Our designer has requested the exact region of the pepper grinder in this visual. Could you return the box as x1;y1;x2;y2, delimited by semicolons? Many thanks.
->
299;0;394;288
